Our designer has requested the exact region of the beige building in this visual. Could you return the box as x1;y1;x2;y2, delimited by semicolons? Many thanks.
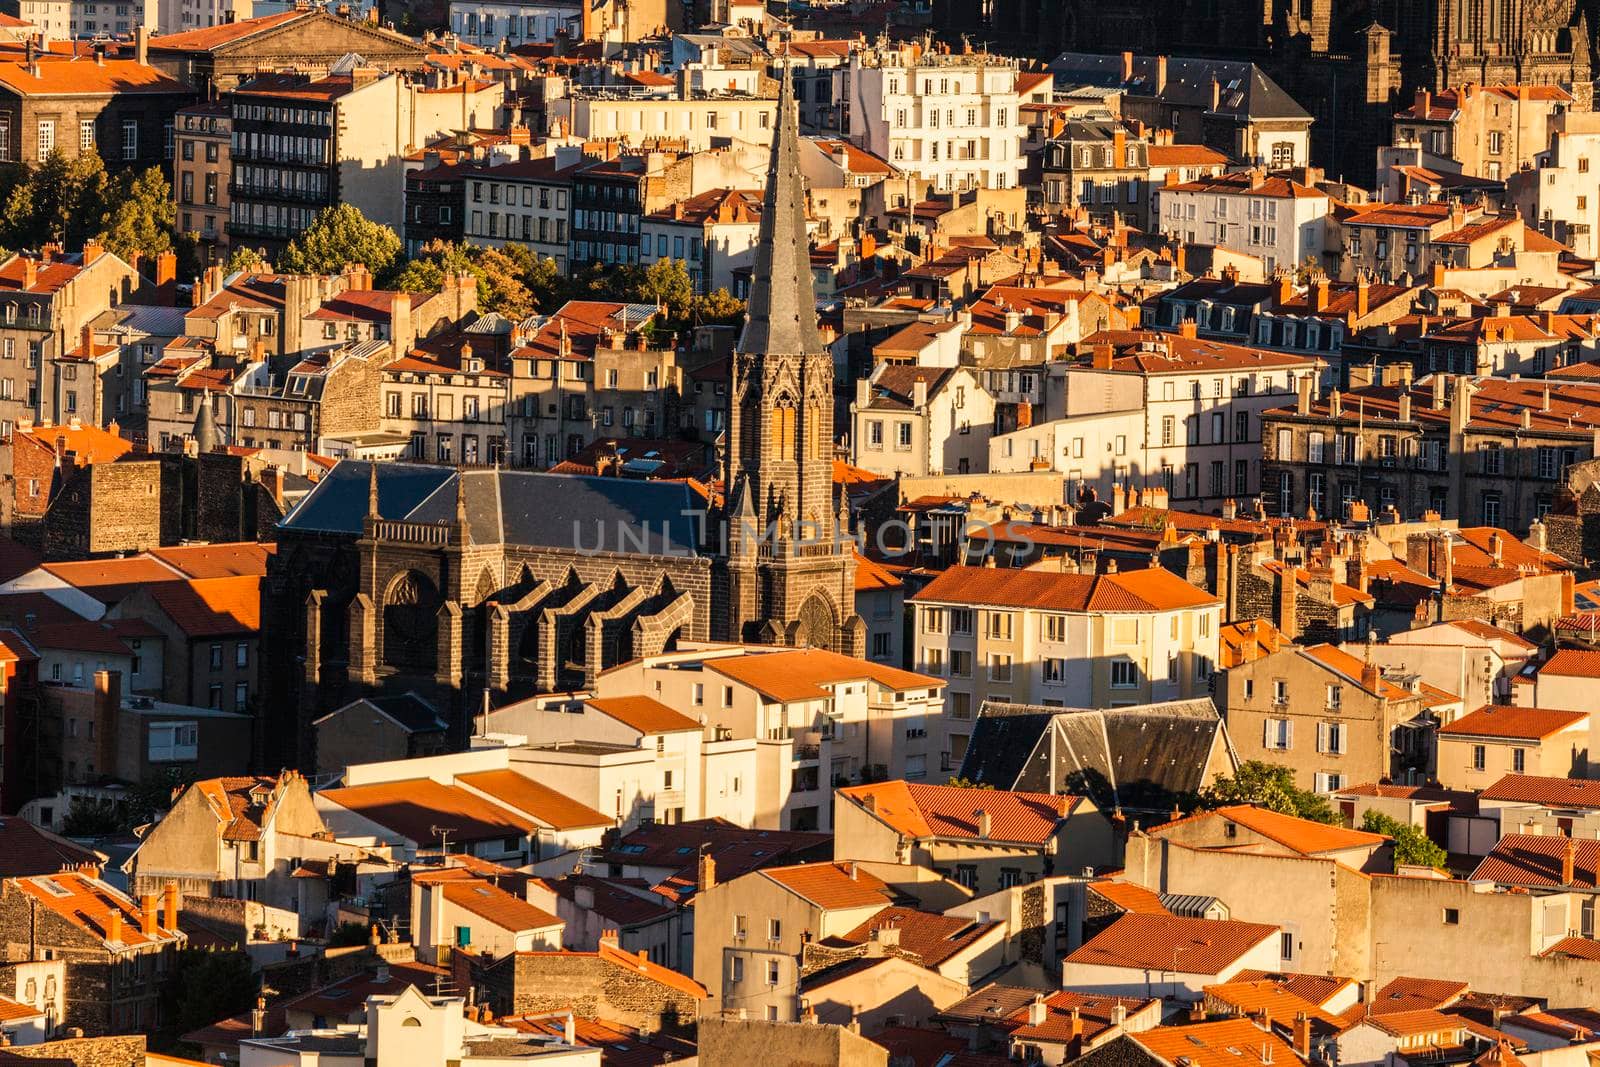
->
833;780;1120;895
849;363;992;477
910;565;1221;740
558;91;777;153
381;339;509;465
1435;704;1589;790
1217;642;1431;793
1392;85;1572;183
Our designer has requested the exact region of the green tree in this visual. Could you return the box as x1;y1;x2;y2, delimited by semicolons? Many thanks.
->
945;777;993;789
166;949;257;1037
523;253;565;310
394;240;534;319
1361;810;1449;868
2;149;112;250
636;257;696;322
1195;761;1339;824
691;287;746;328
224;245;267;275
278;204;400;277
98;166;176;262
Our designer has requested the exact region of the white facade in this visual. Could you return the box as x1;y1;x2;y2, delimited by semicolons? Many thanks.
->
845;47;1024;192
1154;180;1329;276
448;0;577;44
988;408;1149;492
640;210;760;295
1511;112;1600;260
558;93;777;152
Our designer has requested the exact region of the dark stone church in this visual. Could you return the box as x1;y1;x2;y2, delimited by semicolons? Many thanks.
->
259;72;861;770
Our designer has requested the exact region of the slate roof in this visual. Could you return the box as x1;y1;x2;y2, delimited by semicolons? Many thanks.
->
281;460;702;557
958;699;1230;813
1049;52;1311;121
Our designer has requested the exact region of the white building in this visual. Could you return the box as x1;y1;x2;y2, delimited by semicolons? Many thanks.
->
640;188;762;295
987;407;1149;496
458;153;579;264
844;44;1024;192
1154;170;1330;276
449;0;578;45
850;363;993;477
1057;330;1323;510
1511;110;1600;260
556;90;776;152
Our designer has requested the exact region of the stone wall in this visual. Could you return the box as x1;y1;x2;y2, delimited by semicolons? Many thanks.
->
2;1034;145;1066
481;953;700;1033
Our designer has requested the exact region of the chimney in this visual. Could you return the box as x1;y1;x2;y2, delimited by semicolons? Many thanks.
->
1563;838;1578;885
1092;343;1115;370
1296;374;1313;416
1293;1013;1312;1059
134;24;147;66
1156;55;1168;94
1069;1007;1083;1040
699;851;717;891
1356;276;1370;318
1120;50;1133;83
1398;392;1412;422
976;809;992;837
163;881;179;929
1361;660;1381;695
21;259;36;290
1028;994;1048;1027
105;908;122;943
913;377;928;411
1330;389;1342;419
251;997;266;1037
140;893;158;935
1313;278;1330;312
1431;373;1448;410
1016;400;1033;430
155;250;176;287
1179;319;1199;339
1489;532;1503;564
1276;569;1299;640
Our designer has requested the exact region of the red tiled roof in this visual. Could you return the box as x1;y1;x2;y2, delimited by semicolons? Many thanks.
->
0;817;103;878
319;778;537;844
838;780;1079;844
586;696;700;735
1065;914;1278;974
1479;774;1600;809
835;906;999;967
1133;1018;1301;1067
1535;649;1600;678
193;776;293;843
145;542;274;580
1470;833;1600;888
512;942;707;1000
1369;976;1467;1014
761;861;895;910
911;564;1218;612
442;878;563;933
13;423;132;464
1088;881;1169;914
1157;804;1386;855
1437;705;1586;740
0;59;186;95
13;871;181;947
147;9;307;49
144;575;261;637
702;648;937;702
455;769;611;830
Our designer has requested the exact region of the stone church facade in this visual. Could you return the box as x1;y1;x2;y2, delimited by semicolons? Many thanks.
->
259;70;862;770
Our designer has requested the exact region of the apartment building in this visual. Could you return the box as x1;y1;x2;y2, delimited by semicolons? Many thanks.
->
1154;170;1330;277
0;246;141;433
505;301;682;468
0;50;194;171
640;188;762;295
909;565;1221;760
1216;642;1431;793
845;43;1025;192
1511;110;1600;259
1332;201;1550;283
458;153;579;265
1435;705;1590;790
848;363;992;478
1393;85;1571;182
1060;330;1322;510
1260;373;1600;529
593;645;946;831
173;102;233;255
560;90;777;153
381;339;509;466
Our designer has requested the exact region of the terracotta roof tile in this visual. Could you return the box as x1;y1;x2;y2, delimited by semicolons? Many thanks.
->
1437;705;1586;740
144;575;261;636
838;780;1078;845
1088;880;1169;914
835;906;1000;967
455;769;611;830
442;878;563;933
0;59;186;95
147;9;307;49
1132;1018;1302;1067
319;778;537;844
0;817;103;878
1007;991;1155;1044
145;542;274;580
585;696;700;735
13;423;132;464
703;648;937;702
1065;913;1278;973
1370;977;1468;1014
1479;774;1600;809
1157;804;1387;856
0;995;43;1023
1535;649;1600;679
13;871;182;948
1470;833;1600;888
911;564;1218;612
761;861;895;910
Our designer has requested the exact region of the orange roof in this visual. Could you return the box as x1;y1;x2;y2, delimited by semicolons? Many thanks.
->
1203;980;1350;1033
194;775;288;842
1134;1018;1301;1067
147;542;274;579
1089;881;1169;914
1147;144;1231;167
839;780;1078;845
1370;976;1467;1015
1535;649;1600;678
1066;913;1278;973
704;648;937;702
761;862;895;910
1479;774;1600;809
40;557;182;603
145;575;260;636
0;995;43;1023
1301;644;1410;699
318;778;536;844
0;58;186;95
585;696;700;735
13;871;181;948
441;878;563;933
1161;804;1387;856
1437;704;1586;740
454;770;610;830
146;9;308;49
1166;171;1325;199
834;907;1000;967
13;422;132;464
911;564;1218;612
853;552;902;592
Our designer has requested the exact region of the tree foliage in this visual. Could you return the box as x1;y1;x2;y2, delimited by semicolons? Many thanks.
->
394;240;534;319
0;154;184;266
1361;810;1449;868
99;166;176;262
278;203;401;278
1195;761;1339;824
165;949;257;1038
224;245;267;275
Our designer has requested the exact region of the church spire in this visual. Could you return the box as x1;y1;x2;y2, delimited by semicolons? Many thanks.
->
738;62;822;359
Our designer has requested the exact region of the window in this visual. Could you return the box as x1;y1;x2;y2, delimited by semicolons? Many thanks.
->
730;956;744;982
1265;718;1292;750
987;654;1012;682
80;119;95;150
768;918;781;942
209;643;223;670
1317;721;1345;755
37;120;54;156
766;960;779;985
1043;614;1065;642
1472;744;1486;771
1043;658;1064;683
1443;908;1460;925
1280;932;1294;961
1326;684;1342;709
985;611;1013;640
121;119;138;161
148;721;198;762
1110;659;1136;688
1513;748;1526;773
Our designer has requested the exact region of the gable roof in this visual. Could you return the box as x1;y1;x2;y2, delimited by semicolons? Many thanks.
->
1470;833;1600;889
143;575;261;637
1369;976;1468;1015
760;861;895;910
703;648;936;702
11;871;182;948
1479;774;1600;809
441;878;563;933
0;59;187;96
1132;1018;1303;1067
1065;913;1278;974
586;695;701;735
317;778;536;844
1534;649;1600;679
193;775;299;842
454;770;611;831
912;564;1219;612
1437;705;1587;740
0;816;104;878
835;906;1000;968
1088;880;1170;915
1159;804;1387;856
838;779;1078;845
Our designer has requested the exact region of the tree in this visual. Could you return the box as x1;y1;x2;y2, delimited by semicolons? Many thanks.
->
1;149;112;250
636;258;696;322
523;253;565;311
945;777;993;789
165;948;257;1037
278;204;400;277
1195;761;1339;824
98;166;176;262
394;240;534;319
224;245;267;275
1361;810;1448;868
691;287;746;328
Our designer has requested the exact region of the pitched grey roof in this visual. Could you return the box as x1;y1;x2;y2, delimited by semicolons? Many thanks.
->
958;699;1232;813
737;64;823;359
280;460;702;556
1048;53;1311;122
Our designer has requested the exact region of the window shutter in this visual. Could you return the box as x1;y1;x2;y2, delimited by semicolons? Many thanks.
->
1263;719;1273;748
1284;720;1294;749
1317;722;1328;754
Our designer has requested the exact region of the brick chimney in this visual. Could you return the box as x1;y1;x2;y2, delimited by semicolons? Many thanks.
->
105;907;122;943
1361;660;1381;695
21;259;36;290
140;893;159;935
1293;1013;1312;1058
976;810;992;837
1276;569;1299;640
1563;838;1578;885
163;881;179;929
698;851;717;891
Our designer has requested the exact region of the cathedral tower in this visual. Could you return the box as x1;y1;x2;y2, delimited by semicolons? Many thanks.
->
723;64;863;654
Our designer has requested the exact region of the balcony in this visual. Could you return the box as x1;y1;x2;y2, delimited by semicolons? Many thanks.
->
229;182;330;205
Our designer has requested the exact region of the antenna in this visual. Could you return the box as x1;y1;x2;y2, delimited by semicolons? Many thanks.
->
430;825;455;859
